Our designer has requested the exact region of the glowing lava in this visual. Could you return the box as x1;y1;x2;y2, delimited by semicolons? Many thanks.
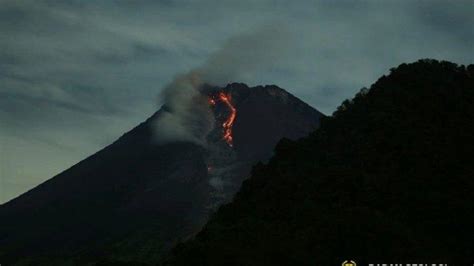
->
219;92;236;146
209;92;236;147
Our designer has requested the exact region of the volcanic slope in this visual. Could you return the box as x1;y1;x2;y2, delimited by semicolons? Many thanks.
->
0;83;323;265
165;60;474;266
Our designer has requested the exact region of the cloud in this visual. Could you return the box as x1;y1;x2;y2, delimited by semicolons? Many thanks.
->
1;0;473;203
198;24;291;85
153;72;212;145
153;25;291;145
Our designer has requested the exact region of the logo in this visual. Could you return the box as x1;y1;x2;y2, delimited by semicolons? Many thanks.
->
342;260;357;266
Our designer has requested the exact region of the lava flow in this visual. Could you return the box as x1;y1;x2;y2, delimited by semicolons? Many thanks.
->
209;92;236;147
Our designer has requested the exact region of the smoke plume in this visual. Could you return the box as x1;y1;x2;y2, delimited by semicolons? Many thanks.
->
153;25;290;145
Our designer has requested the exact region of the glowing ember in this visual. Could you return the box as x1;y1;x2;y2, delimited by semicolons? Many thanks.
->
219;92;236;147
209;92;236;147
208;98;216;106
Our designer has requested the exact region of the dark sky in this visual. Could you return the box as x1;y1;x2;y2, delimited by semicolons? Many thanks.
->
1;0;473;203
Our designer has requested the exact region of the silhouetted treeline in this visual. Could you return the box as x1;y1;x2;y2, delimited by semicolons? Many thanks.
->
164;60;474;266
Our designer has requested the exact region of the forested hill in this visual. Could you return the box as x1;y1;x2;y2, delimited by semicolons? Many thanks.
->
164;60;474;266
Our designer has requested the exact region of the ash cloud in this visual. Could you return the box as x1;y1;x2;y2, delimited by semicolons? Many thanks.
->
153;25;290;145
153;72;213;145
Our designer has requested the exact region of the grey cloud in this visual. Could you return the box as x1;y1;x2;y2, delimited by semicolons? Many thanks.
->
199;24;291;85
1;0;473;203
153;25;291;145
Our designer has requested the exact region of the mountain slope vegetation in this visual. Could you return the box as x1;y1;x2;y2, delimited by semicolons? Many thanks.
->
164;60;474;265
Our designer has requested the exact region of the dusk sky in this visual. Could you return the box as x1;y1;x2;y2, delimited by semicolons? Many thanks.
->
1;0;473;203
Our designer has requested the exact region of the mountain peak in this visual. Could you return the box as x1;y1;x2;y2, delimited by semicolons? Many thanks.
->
0;83;324;265
166;60;474;265
206;83;323;161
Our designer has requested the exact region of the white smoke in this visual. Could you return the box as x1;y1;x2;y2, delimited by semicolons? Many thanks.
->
153;72;213;145
153;24;290;145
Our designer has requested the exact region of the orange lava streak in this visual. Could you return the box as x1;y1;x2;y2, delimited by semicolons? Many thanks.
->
218;92;236;147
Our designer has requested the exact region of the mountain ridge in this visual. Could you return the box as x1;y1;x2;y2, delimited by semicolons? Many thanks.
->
0;83;323;265
164;59;474;265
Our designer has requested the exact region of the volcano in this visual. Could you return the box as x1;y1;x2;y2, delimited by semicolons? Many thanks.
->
0;83;324;265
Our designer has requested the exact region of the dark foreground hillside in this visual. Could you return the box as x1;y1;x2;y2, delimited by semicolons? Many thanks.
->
165;60;474;265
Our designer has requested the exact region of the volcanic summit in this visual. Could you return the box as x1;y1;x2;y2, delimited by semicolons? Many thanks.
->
0;83;324;265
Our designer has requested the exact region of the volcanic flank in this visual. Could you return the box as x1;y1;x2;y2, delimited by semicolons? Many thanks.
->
0;83;324;265
165;60;474;265
209;92;236;147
